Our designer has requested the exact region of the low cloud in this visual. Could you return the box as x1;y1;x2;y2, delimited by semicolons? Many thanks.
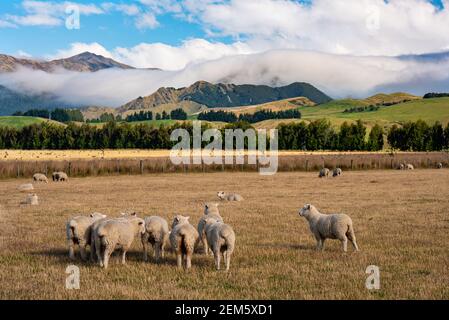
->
1;49;449;108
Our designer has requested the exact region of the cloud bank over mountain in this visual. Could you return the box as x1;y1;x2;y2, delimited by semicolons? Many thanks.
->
1;49;448;107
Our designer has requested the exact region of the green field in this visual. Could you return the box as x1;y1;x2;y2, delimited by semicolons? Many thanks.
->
0;116;62;129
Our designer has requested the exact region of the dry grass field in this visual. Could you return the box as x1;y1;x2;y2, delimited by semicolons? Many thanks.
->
1;170;449;300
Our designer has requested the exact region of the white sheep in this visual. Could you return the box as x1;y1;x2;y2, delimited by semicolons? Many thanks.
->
437;162;443;169
333;168;343;177
18;183;34;192
319;168;330;178
298;204;359;252
406;164;414;170
21;193;38;206
170;215;199;270
95;216;145;269
198;203;223;255
141;216;169;262
53;171;69;182
66;212;107;260
398;163;405;170
217;191;244;201
33;173;48;183
203;218;236;271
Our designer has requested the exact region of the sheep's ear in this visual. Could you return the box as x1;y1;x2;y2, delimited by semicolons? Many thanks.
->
205;204;209;209
307;204;311;209
138;221;144;226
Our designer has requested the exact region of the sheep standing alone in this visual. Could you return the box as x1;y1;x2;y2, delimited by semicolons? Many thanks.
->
333;168;343;177
217;192;244;201
406;164;414;170
198;203;223;255
18;183;34;192
95;216;145;269
33;173;48;183
203;218;236;271
141;216;169;262
437;162;443;169
319;168;330;178
53;171;68;182
66;212;107;260
298;204;359;252
170;215;199;270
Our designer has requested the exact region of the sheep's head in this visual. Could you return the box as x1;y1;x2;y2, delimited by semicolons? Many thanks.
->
217;191;225;200
121;212;138;217
204;217;220;227
204;203;220;215
299;204;314;217
172;215;190;229
90;212;107;219
136;218;146;235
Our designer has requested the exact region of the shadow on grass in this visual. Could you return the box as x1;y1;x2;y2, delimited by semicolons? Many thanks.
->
250;242;310;251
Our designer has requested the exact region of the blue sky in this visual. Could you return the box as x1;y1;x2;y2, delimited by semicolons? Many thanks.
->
1;0;449;71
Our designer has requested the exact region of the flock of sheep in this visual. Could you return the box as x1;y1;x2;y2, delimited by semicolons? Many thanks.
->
17;161;445;271
66;198;237;271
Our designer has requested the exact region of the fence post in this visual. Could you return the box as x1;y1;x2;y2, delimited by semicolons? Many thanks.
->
350;159;354;170
45;163;48;176
140;160;144;175
68;162;72;176
116;160;120;174
17;162;20;178
305;159;309;172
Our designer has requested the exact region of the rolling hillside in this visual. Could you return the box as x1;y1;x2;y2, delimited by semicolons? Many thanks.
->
0;116;64;129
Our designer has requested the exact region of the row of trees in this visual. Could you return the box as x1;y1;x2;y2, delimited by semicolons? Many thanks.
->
198;109;301;123
343;106;380;113
87;108;188;124
1;119;448;151
13;108;84;123
423;93;449;99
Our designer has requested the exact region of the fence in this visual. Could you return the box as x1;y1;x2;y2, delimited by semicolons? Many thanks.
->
0;152;448;180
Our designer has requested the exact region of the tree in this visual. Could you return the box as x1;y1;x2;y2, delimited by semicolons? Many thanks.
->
367;124;384;151
170;108;188;120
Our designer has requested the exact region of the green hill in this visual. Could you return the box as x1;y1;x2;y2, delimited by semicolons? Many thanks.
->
0;116;63;129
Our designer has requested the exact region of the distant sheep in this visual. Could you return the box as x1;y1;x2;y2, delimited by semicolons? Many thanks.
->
437;162;443;169
217;191;244;201
198;203;223;255
170;215;199;270
298;204;359;252
21;193;38;206
66;212;107;261
18;183;34;192
319;168;330;178
52;171;68;182
406;164;414;170
398;164;405;170
333;168;342;177
95;216;145;269
33;173;48;183
203;218;236;271
141;216;169;262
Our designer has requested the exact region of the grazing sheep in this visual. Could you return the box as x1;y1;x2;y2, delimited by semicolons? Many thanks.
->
217;191;244;201
170;215;199;270
203;218;236;271
406;164;414;170
437;162;443;169
141;216;169;262
333;168;343;177
18;183;34;192
21;193;39;206
298;204;359;253
398;164;405;170
95;216;145;269
33;173;48;183
198;203;223;255
66;212;107;261
319;168;330;178
52;171;68;182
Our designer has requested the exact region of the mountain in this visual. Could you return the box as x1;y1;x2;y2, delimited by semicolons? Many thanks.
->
119;81;332;112
0;52;134;73
0;85;74;116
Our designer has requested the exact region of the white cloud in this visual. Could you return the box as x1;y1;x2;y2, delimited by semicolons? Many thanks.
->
48;42;114;60
0;19;17;28
101;3;141;16
135;12;159;29
2;49;449;107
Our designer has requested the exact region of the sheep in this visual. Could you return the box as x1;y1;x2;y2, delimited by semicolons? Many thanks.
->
437;162;443;169
18;183;34;192
95;216;145;269
141;216;169;262
53;171;68;182
33;173;48;183
319;168;330;178
298;204;359;253
217;191;244;201
406;164;414;170
21;193;39;206
89;212;137;262
198;203;223;255
170;215;199;270
203;218;236;271
398;164;405;170
333;168;343;177
66;212;107;261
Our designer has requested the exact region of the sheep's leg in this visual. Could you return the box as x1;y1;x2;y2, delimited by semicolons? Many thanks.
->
347;228;359;252
142;239;148;262
202;238;209;255
68;240;75;260
340;236;348;253
186;253;192;270
103;246;113;269
79;240;87;261
154;243;161;262
121;249;127;265
314;235;322;251
90;237;96;262
96;240;104;267
225;251;231;272
214;250;221;271
320;238;326;251
176;253;183;269
161;242;166;259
